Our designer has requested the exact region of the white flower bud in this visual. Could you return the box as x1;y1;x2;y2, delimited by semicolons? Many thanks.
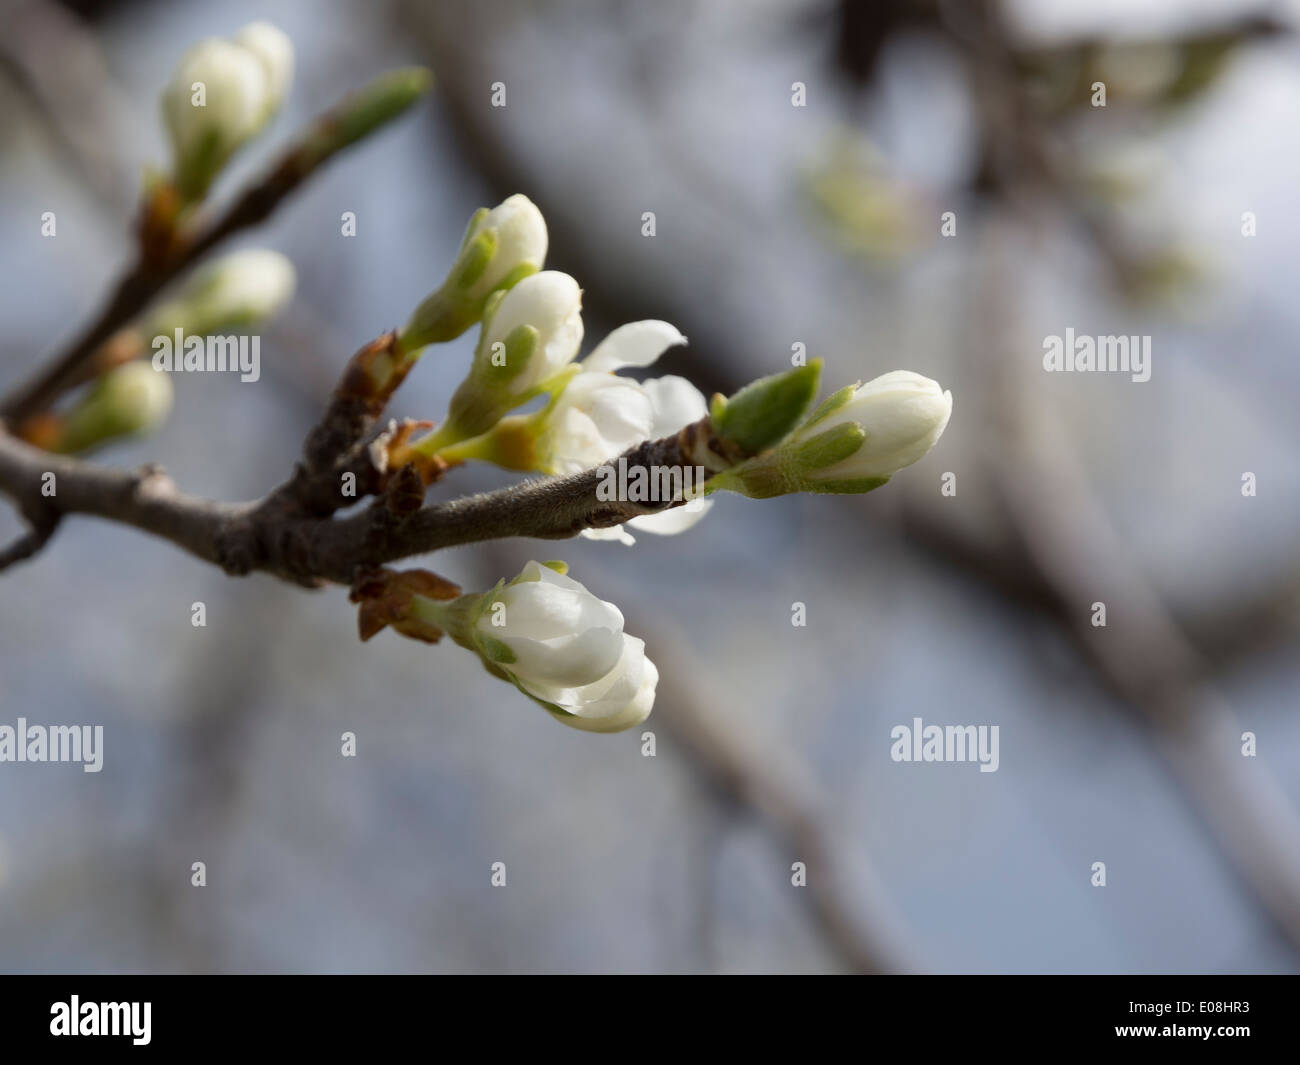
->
544;635;658;733
54;363;174;453
798;370;952;482
459;194;547;305
400;195;548;350
424;271;584;446
475;561;657;731
478;270;584;395
161;23;293;199
232;22;294;113
145;249;296;337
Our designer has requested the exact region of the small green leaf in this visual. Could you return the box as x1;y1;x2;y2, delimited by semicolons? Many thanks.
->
540;560;569;575
712;360;822;455
304;67;434;163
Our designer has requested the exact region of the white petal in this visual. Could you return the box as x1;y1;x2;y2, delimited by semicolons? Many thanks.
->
500;585;607;639
543;373;655;473
641;374;708;438
468;194;548;299
854;369;942;398
484;272;584;391
582;320;687;374
580;526;637;546
813;374;953;480
494;576;623;639
546;635;641;713
482;562;627;687
546;639;659;732
499;627;624;688
206;249;296;320
548;409;612;474
233;22;294;110
518;558;583;590
627;498;713;537
165;39;267;157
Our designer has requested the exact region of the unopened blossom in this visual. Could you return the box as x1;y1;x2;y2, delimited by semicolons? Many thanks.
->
144;249;296;337
162;22;293;199
474;561;657;732
476;270;585;396
796;370;952;483
416;271;585;450
401;195;548;349
49;363;174;454
710;368;952;498
232;22;294;112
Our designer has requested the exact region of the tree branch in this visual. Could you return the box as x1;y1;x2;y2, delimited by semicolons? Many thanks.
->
0;510;60;572
0;419;713;585
0;68;431;425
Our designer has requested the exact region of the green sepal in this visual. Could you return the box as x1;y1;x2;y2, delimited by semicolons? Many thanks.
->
477;634;517;665
532;364;581;407
712;360;821;456
791;421;865;471
804;475;891;495
458;207;490;253
439;414;539;472
481;287;508;325
702;458;792;500
173;125;227;204
443;580;506;656
799;382;859;432
478;324;538;388
490;261;539;297
451;228;497;291
442;388;509;444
